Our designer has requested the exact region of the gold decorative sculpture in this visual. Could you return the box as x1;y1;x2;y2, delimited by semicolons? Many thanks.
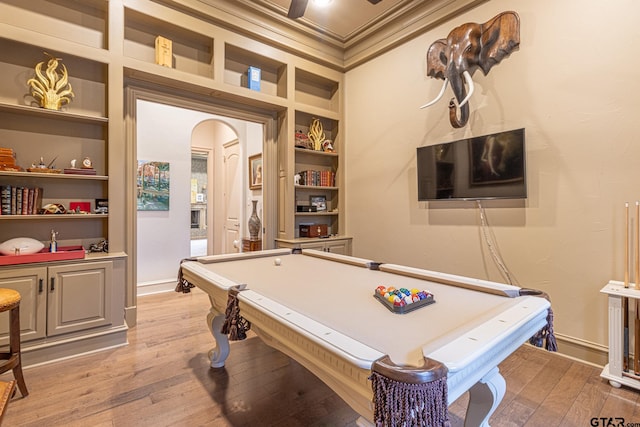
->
307;118;325;151
27;52;74;110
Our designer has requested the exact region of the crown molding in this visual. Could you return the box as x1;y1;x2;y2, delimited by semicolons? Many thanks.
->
343;0;488;70
153;0;488;71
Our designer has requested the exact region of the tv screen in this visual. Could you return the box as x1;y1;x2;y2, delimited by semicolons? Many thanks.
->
417;128;526;201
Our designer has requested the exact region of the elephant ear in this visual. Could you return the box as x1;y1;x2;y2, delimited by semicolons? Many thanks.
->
479;11;520;75
426;38;447;80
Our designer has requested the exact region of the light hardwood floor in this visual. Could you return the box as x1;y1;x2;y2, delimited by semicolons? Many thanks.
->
3;288;639;426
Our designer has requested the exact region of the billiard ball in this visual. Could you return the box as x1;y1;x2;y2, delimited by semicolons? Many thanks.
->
274;258;282;266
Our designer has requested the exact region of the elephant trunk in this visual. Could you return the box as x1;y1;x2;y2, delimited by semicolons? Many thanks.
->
448;99;469;128
447;70;473;128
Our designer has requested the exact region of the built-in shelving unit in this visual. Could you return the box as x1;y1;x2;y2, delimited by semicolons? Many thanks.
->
0;37;109;245
0;0;126;366
295;68;339;112
0;0;352;363
124;7;214;79
276;67;350;254
224;43;287;99
0;0;108;51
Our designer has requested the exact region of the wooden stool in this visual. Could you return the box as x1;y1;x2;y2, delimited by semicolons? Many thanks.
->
0;289;27;397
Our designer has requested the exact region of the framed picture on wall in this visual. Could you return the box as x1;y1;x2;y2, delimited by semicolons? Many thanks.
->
249;153;262;190
137;160;170;210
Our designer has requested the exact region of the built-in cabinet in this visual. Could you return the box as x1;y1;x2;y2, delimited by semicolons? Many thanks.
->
0;260;112;345
274;236;352;255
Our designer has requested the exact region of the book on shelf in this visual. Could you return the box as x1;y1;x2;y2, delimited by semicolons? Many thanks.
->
297;170;336;187
0;185;10;215
0;185;43;215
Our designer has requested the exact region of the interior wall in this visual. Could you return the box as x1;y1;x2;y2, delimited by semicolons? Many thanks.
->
136;100;263;291
344;0;640;360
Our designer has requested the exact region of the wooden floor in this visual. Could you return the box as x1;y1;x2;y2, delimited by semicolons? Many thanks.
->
3;288;640;426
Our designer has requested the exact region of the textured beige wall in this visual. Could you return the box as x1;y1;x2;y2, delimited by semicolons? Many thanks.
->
344;0;640;357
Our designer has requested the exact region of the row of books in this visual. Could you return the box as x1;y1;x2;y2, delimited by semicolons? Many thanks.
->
297;170;336;187
1;185;43;215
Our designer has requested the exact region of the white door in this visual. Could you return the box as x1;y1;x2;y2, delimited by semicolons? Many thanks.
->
223;140;241;253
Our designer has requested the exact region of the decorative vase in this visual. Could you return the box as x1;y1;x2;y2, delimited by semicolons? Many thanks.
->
248;200;261;240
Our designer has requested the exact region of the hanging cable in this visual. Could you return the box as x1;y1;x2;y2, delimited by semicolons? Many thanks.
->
476;200;517;285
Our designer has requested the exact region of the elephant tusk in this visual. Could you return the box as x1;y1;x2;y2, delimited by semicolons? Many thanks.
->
419;78;448;109
457;71;475;108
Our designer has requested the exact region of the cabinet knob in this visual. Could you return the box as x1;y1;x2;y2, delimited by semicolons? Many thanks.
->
50;277;55;291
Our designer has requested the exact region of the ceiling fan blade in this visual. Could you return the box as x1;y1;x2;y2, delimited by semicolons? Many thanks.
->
287;0;308;19
368;0;383;4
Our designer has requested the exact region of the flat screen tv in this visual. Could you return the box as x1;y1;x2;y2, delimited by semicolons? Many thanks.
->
417;128;526;201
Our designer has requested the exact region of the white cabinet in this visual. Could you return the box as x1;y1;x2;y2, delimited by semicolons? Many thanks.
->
0;260;112;346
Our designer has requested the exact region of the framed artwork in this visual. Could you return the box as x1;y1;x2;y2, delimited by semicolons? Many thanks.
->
137;160;170;211
249;153;262;190
69;201;91;213
310;195;327;212
95;198;108;214
469;130;525;186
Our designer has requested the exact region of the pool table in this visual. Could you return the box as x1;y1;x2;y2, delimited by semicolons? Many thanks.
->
180;249;551;427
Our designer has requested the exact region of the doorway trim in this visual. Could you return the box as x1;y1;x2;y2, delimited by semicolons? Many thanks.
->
124;84;278;326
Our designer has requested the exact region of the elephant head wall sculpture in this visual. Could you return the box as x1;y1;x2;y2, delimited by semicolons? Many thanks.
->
420;11;520;128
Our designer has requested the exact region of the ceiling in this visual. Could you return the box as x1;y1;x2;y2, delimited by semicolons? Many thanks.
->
190;0;485;69
246;0;417;42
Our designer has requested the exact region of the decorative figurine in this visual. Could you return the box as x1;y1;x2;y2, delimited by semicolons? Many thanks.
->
27;52;74;110
49;229;58;253
294;173;301;185
70;159;77;169
307;118;325;151
89;239;108;253
322;140;334;152
27;156;61;173
40;203;66;214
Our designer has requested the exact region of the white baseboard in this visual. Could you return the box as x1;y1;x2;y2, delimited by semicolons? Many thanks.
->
137;279;177;296
553;333;608;367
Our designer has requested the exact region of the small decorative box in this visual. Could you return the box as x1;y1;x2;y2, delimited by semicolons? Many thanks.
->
299;223;328;238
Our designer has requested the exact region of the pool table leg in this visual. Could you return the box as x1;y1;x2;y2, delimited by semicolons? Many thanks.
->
206;309;230;368
464;367;506;427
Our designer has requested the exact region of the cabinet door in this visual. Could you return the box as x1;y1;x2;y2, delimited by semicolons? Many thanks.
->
325;240;350;255
326;239;351;255
0;267;47;344
47;261;113;337
299;242;326;251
